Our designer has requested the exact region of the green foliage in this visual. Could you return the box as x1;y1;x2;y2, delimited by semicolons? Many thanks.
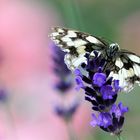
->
47;0;140;40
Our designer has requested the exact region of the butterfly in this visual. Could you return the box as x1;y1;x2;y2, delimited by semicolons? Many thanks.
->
50;27;140;92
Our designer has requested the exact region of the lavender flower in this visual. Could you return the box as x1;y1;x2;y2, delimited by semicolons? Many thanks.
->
0;88;8;102
55;101;79;121
93;72;106;87
74;51;128;136
91;102;128;135
51;43;79;120
52;44;73;92
90;113;112;128
97;112;112;128
110;102;129;119
100;85;116;100
75;76;85;90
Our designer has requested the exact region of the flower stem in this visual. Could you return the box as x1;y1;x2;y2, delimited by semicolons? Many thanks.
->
117;134;124;140
67;121;78;140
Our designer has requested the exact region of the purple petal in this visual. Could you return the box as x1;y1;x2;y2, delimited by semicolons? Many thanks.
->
110;102;129;118
90;113;98;127
93;72;106;87
114;80;120;91
100;85;115;100
118;102;129;115
75;76;84;90
98;113;112;128
74;69;82;77
110;104;117;113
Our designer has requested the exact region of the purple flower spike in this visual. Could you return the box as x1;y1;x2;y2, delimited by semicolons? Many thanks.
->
55;101;79;119
52;44;73;92
93;72;106;87
98;113;112;128
71;51;129;135
100;85;116;100
118;102;129;115
90;113;98;127
75;76;85;90
111;102;128;118
74;68;83;77
114;80;120;91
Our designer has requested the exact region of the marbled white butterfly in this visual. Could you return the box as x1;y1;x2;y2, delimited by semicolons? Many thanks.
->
50;27;140;92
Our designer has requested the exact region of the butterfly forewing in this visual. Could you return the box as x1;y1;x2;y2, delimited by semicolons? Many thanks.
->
50;27;107;70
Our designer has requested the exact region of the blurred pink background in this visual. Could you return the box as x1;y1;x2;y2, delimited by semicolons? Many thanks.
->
0;1;91;140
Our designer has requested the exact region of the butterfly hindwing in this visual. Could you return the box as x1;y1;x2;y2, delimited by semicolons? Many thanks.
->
111;50;140;91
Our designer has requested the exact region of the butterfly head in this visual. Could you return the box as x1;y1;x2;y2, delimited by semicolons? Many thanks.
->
107;43;120;58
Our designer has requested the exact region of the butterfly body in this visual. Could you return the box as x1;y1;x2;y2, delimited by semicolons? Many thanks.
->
50;27;140;92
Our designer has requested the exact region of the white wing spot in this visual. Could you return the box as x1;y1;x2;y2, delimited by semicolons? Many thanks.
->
61;37;72;42
113;73;119;79
77;46;86;54
58;28;64;33
126;68;134;77
89;51;95;57
128;54;140;63
86;36;101;44
115;58;123;68
74;39;87;47
67;41;75;46
133;64;140;76
67;31;77;37
51;32;59;37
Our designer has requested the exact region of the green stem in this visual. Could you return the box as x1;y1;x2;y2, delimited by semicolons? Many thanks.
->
117;135;124;140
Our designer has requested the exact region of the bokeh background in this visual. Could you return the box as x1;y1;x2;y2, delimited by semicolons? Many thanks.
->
0;0;140;140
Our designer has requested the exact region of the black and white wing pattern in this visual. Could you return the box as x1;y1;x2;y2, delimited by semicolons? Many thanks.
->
50;27;107;70
50;27;140;92
110;50;140;92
